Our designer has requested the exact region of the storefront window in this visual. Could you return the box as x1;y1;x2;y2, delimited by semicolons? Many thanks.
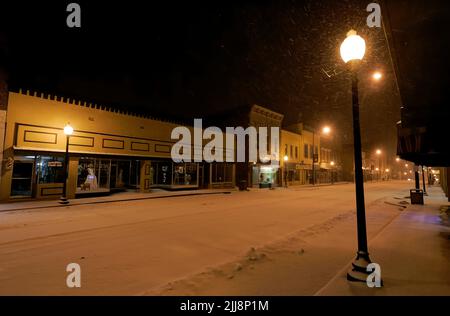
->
152;161;198;187
155;161;173;185
77;157;140;193
211;162;233;184
36;155;65;184
173;162;198;186
77;158;110;193
259;166;277;184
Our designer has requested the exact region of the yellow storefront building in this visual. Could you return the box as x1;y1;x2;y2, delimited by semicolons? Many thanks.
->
0;91;235;201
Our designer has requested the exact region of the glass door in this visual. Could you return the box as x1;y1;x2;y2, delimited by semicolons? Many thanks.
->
11;157;35;198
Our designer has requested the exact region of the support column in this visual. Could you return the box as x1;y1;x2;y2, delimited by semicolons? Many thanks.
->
139;160;152;193
66;156;79;199
446;167;450;202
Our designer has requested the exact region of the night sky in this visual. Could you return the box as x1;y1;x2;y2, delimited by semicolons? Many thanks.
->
0;0;401;155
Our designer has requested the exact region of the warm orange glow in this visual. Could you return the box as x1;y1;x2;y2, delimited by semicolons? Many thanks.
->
340;30;366;63
64;123;74;136
373;72;382;81
322;126;331;135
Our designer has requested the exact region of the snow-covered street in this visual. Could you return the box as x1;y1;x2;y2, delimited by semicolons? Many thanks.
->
0;181;448;295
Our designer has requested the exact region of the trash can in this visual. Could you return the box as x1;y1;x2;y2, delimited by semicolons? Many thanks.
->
238;180;248;191
410;189;424;205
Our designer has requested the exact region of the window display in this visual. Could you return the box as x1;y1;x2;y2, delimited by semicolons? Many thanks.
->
36;156;65;184
77;157;141;193
77;158;108;193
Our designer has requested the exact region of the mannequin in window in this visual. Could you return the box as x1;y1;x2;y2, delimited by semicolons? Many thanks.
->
84;167;98;190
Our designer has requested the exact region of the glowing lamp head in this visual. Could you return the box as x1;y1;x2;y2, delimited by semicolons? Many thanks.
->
330;161;335;166
64;123;74;136
376;149;382;155
396;157;400;162
283;155;288;162
322;126;331;135
375;168;379;171
373;72;382;81
340;30;366;63
385;169;390;173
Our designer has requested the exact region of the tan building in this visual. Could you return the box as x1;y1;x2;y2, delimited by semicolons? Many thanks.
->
281;122;341;186
281;123;321;185
280;129;307;185
0;91;235;202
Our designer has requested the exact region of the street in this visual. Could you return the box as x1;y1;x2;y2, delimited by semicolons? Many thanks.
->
0;181;435;295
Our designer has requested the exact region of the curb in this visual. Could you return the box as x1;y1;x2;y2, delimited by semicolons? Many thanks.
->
0;190;233;213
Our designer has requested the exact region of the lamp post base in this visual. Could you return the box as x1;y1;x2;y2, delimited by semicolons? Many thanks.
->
346;251;371;283
59;197;70;205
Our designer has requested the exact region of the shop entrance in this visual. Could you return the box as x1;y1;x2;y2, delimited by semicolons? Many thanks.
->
11;158;34;198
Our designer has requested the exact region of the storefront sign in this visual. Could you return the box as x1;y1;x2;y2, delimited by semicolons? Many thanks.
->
48;161;63;167
158;164;172;185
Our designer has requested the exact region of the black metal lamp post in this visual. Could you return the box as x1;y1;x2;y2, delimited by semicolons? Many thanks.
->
340;30;374;282
312;131;316;185
414;164;420;190
421;165;427;195
59;123;73;205
311;126;331;185
283;155;288;188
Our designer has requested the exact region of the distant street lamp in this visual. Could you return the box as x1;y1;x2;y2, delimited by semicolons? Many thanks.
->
375;149;383;180
322;126;331;135
340;30;374;283
312;126;332;185
372;71;382;81
330;161;335;184
60;123;73;205
283;155;289;188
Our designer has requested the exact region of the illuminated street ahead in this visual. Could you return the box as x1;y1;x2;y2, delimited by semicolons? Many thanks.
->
0;181;448;295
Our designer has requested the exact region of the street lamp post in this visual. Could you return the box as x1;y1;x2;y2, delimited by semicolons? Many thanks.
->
421;166;427;195
283;155;289;188
312;131;316;185
59;123;73;205
376;149;382;180
414;164;420;190
330;161;335;184
312;126;331;186
340;30;374;282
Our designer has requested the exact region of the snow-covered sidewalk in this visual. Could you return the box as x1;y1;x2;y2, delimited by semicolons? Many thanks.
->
317;186;450;296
